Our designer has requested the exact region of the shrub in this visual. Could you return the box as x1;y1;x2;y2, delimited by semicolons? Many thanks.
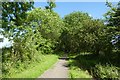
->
93;64;120;79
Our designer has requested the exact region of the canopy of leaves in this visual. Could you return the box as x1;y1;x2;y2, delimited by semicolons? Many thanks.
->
45;0;56;11
26;8;64;42
2;0;34;31
58;11;111;54
104;1;120;50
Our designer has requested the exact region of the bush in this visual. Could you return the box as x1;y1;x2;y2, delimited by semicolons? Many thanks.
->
93;64;120;79
2;8;63;76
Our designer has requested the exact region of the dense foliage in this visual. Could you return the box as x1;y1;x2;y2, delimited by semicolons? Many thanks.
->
2;3;63;77
1;1;120;79
67;2;120;79
26;8;63;41
58;11;112;56
2;0;34;29
104;1;120;51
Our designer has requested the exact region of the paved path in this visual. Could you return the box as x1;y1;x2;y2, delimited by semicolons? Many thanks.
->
39;59;68;78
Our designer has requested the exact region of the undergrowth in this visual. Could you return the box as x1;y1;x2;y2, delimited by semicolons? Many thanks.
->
2;54;58;78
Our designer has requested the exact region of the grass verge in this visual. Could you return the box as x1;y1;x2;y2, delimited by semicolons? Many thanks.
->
3;54;58;78
69;60;92;79
73;52;120;79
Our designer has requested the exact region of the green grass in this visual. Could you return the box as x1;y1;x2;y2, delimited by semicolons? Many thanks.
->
4;54;58;78
71;52;120;79
69;60;92;79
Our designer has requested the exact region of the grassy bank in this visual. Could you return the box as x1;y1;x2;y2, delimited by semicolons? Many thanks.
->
3;54;58;78
69;60;92;79
72;52;120;79
68;53;92;79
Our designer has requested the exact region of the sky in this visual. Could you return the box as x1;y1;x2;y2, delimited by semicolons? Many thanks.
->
0;1;118;48
34;2;117;19
0;35;12;48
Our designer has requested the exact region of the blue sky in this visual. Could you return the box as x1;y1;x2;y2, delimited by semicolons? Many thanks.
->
0;2;118;48
34;2;117;19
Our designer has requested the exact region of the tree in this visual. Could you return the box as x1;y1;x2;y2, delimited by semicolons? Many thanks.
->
59;11;110;55
104;1;120;51
60;11;94;53
26;8;63;42
2;0;34;31
105;1;120;28
45;0;56;11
